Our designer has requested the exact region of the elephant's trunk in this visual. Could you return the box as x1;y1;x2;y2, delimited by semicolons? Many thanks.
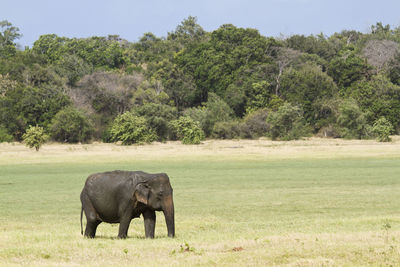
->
162;194;175;238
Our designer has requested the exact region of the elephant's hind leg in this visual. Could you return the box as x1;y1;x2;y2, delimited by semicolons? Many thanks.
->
85;219;101;238
81;193;101;238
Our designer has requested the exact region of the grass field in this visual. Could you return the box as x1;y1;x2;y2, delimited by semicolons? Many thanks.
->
1;138;400;266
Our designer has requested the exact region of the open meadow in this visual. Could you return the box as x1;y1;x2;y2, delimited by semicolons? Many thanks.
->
1;138;400;266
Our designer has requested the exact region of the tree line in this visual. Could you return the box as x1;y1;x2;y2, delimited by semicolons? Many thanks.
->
1;17;400;145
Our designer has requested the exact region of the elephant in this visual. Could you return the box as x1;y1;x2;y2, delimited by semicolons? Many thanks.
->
80;170;175;239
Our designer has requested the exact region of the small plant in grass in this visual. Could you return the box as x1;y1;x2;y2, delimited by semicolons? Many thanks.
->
169;116;205;144
372;117;393;142
180;241;196;253
22;125;48;151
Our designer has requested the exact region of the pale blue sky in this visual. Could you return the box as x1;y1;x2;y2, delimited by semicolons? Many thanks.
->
2;0;400;47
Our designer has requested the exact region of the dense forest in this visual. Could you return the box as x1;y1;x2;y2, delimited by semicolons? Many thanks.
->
1;17;400;144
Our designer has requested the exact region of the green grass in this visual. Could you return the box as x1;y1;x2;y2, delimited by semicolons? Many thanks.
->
1;141;400;266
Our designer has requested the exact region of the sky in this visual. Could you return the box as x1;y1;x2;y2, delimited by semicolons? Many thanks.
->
2;0;400;48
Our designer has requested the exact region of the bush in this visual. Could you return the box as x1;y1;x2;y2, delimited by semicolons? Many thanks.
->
184;93;233;136
169;116;205;144
110;112;157;145
372;117;393;142
266;103;310;140
239;109;269;139
22;125;48;151
132;103;178;141
50;107;94;143
0;126;13;143
212;121;241;139
336;99;371;139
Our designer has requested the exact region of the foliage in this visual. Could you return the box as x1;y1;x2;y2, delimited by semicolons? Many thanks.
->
22;125;48;151
239;109;270;138
266;102;310;140
372;117;394;142
280;64;338;129
2;19;400;142
336;99;371;139
169;116;205;144
167;16;207;49
328;47;371;89
347;75;400;129
0;20;21;58
50;106;94;143
55;54;93;86
0;126;13;142
184;93;233;136
0;84;70;140
109;112;157;145
212;120;241;139
132;102;178;141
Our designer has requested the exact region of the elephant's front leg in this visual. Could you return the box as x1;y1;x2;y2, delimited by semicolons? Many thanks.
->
118;215;132;239
143;210;156;238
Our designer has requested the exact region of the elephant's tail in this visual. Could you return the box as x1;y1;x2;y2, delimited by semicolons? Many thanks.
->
80;206;83;235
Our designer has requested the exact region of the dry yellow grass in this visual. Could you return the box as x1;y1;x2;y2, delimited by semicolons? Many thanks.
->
1;136;400;165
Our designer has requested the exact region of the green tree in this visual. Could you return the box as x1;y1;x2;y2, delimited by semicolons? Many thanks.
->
175;24;277;104
285;33;338;61
328;47;371;89
50;107;94;143
168;16;207;49
348;75;400;130
22;125;48;151
0;84;70;140
31;34;67;63
55;54;93;86
0;20;21;58
280;64;338;129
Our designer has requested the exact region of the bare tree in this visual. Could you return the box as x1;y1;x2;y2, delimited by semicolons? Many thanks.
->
362;39;400;72
69;71;145;116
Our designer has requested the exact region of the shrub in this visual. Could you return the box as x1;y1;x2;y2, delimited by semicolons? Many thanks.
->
22;125;48;151
184;93;233;136
110;112;157;145
132;103;178;141
0;126;13;143
336;99;371;139
372;117;394;142
50;107;94;143
266;103;310;140
169;116;205;144
239;109;269;139
212;121;241;139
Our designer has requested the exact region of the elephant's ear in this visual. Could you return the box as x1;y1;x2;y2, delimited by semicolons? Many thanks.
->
135;183;149;205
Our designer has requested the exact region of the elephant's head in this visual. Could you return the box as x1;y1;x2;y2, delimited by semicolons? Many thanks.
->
135;173;175;237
